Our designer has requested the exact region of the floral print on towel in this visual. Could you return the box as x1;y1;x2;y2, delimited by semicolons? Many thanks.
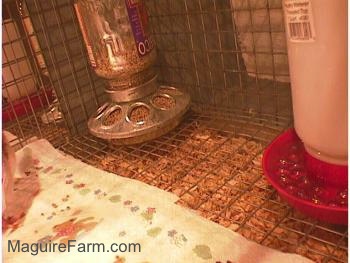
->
168;229;188;247
140;208;156;224
51;217;100;244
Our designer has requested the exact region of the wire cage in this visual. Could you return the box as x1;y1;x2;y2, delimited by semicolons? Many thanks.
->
2;0;347;262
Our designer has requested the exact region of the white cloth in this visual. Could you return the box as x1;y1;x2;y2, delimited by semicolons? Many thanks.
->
4;139;312;262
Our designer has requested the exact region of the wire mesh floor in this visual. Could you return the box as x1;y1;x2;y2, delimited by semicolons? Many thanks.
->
4;106;348;263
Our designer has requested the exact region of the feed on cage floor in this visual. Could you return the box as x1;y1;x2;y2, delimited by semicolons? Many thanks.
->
129;105;150;124
91;124;347;263
95;127;264;210
102;108;122;126
152;95;175;110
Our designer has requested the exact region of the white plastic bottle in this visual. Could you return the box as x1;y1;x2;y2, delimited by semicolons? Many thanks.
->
283;0;348;165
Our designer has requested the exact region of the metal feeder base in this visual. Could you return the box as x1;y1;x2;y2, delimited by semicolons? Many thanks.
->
88;86;190;144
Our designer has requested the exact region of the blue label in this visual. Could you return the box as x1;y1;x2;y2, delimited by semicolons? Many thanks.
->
125;0;154;57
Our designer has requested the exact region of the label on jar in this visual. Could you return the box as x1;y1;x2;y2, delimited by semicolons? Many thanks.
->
74;3;97;67
284;0;316;42
125;0;154;57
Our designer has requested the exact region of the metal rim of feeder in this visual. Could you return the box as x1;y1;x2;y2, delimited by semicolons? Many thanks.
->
101;105;123;129
151;93;176;111
105;74;158;103
126;102;151;126
93;103;110;120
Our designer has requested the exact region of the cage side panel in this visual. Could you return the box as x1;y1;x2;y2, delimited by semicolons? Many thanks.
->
25;0;107;135
146;0;292;116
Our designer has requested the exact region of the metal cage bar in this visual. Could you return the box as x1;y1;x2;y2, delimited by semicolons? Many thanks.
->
2;1;347;262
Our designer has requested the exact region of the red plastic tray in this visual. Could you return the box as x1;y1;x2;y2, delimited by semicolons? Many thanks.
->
2;88;54;123
262;128;348;225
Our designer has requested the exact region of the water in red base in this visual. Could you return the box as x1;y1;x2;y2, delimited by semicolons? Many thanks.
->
262;128;348;225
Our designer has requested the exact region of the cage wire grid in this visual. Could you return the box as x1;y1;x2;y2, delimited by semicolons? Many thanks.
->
1;0;348;262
